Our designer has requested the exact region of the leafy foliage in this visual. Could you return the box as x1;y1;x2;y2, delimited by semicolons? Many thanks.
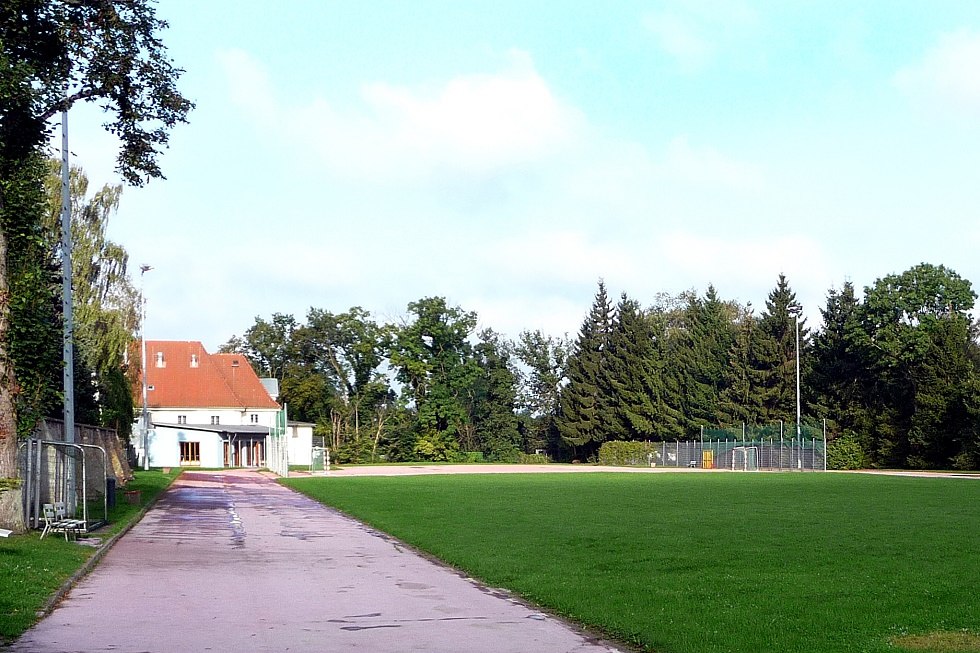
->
596;439;656;466
0;0;192;487
826;432;867;470
216;263;980;470
43;160;137;435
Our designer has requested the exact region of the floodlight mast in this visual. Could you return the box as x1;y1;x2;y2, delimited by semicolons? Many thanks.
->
790;305;802;468
140;265;153;471
61;107;76;513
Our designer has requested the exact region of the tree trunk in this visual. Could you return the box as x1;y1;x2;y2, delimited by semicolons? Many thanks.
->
0;212;19;479
0;214;25;531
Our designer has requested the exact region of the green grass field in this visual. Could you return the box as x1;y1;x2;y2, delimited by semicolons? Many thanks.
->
282;472;980;653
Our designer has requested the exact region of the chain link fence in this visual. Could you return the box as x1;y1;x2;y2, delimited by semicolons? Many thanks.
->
615;423;827;471
649;439;825;471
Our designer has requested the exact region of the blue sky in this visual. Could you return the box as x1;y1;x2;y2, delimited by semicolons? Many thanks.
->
64;1;980;350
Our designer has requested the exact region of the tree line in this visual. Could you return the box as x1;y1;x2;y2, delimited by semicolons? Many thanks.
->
223;263;980;470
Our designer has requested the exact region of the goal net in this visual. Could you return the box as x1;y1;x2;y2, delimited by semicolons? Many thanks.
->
731;446;759;471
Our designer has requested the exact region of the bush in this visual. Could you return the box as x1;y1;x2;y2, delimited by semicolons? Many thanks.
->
517;452;551;464
598;441;656;466
827;432;867;470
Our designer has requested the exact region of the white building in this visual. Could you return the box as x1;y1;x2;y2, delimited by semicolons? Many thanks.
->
133;341;312;469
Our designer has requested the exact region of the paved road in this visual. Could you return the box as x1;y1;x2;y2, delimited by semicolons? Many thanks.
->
10;470;626;653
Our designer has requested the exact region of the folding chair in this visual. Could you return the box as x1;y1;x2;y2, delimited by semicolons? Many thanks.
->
41;503;85;540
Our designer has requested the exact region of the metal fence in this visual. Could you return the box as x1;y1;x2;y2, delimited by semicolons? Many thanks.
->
18;439;110;530
266;407;290;477
645;424;827;471
16;419;129;530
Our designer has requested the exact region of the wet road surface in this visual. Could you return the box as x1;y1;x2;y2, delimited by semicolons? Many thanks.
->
9;470;626;653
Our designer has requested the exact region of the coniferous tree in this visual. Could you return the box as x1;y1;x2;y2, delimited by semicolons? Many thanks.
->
671;286;738;430
557;280;613;458
605;294;658;440
809;283;864;438
757;274;806;425
648;294;688;437
718;305;764;425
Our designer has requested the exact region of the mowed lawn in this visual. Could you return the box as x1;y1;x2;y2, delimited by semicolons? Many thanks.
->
282;472;980;653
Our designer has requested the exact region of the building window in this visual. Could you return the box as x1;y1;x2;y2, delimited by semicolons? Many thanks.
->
211;416;220;425
155;351;166;368
190;354;199;368
179;441;200;465
250;413;259;424
177;415;187;425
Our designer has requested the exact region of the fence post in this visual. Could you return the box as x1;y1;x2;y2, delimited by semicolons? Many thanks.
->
823;419;828;471
700;426;704;468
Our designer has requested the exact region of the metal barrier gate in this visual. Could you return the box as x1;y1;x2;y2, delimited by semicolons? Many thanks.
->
19;439;109;531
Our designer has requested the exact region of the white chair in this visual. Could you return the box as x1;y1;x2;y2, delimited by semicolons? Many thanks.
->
41;502;85;540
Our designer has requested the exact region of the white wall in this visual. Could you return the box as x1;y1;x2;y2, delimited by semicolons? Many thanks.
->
287;424;314;466
151;407;279;428
146;426;225;468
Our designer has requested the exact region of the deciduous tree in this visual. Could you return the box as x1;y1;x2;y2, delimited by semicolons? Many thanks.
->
0;0;192;498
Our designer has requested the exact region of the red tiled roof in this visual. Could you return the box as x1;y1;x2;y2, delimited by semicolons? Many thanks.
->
141;341;279;410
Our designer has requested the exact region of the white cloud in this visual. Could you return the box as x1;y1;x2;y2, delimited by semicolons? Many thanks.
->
220;49;584;185
894;29;980;112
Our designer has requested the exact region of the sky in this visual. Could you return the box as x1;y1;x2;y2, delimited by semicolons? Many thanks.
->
61;0;980;351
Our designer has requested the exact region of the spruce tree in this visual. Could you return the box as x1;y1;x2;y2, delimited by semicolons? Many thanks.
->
809;283;864;438
718;306;764;425
757;274;806;425
671;286;737;430
605;294;657;440
557;280;613;458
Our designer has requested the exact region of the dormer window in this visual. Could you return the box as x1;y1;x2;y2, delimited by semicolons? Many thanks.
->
190;354;199;368
155;351;166;368
231;359;240;368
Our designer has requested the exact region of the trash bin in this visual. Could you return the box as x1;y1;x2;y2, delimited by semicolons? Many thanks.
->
106;478;116;508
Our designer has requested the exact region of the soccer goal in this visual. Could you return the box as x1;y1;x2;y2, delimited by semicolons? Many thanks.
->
731;446;759;471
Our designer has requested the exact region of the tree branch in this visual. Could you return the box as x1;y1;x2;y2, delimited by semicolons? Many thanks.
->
38;87;105;122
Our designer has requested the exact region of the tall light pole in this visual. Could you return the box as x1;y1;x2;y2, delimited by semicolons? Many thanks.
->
789;305;802;468
61;106;76;513
140;265;152;471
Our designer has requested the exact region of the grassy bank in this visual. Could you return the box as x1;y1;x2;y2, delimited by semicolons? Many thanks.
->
0;468;180;642
283;472;980;653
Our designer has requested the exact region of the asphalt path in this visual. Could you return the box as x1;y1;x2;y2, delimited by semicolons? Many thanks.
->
9;469;627;653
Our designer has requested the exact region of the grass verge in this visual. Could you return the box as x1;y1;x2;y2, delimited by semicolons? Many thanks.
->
0;468;181;643
282;472;980;653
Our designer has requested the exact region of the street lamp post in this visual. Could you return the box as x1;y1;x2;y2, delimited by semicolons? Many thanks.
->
140;265;152;471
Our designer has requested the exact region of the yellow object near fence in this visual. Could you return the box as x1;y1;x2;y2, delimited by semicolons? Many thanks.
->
702;450;714;469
